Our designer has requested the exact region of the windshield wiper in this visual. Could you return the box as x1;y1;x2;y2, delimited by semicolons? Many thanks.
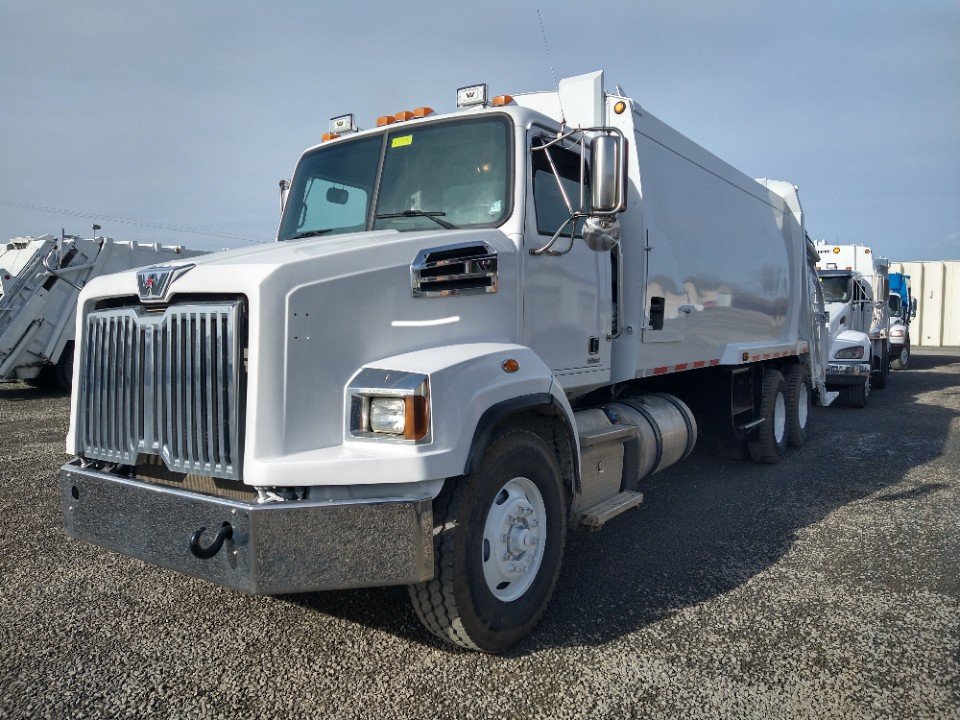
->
289;229;336;240
375;209;457;230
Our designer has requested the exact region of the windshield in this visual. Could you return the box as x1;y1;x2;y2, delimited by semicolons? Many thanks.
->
278;116;511;241
888;294;902;316
820;275;851;303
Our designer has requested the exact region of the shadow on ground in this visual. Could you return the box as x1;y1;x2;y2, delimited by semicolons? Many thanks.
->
289;353;960;653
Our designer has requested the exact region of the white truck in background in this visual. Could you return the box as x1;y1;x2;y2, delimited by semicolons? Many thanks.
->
61;71;828;652
0;233;205;389
815;242;890;406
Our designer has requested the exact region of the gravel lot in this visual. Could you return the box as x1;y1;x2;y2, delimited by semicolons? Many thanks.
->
1;351;958;719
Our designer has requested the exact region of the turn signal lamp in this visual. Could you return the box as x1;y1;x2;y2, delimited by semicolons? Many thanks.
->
613;100;627;115
491;94;513;107
394;110;415;122
412;106;434;118
501;358;520;373
457;83;487;108
833;247;840;253
376;115;397;127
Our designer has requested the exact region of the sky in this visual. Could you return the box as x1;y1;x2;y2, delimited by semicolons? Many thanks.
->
0;1;957;260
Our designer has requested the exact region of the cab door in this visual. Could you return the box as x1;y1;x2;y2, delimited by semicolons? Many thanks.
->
521;129;610;374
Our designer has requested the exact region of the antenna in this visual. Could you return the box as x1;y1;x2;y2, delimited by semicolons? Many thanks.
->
536;8;565;125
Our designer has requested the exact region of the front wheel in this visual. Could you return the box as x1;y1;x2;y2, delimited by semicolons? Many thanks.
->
840;377;870;408
891;341;910;370
408;429;566;652
783;365;811;447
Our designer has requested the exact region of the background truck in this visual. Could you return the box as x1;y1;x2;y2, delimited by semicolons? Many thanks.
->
816;242;891;395
0;233;205;389
61;70;827;652
888;271;914;369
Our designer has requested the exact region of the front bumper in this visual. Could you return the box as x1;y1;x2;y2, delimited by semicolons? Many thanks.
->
826;361;872;387
60;461;434;594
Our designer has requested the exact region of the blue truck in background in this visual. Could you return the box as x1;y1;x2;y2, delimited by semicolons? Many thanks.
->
888;272;915;370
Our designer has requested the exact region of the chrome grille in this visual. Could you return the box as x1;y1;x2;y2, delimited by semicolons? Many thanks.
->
80;300;244;480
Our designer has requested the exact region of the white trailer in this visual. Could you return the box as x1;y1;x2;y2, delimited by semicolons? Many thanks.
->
60;71;827;652
0;234;205;388
815;242;891;395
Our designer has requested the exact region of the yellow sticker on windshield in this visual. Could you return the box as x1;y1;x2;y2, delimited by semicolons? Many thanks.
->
391;134;413;148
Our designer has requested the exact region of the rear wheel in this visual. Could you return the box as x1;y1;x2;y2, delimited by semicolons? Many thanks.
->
408;429;566;652
783;365;811;448
891;341;910;370
748;369;788;464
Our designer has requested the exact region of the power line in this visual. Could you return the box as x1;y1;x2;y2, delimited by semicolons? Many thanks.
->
0;199;272;244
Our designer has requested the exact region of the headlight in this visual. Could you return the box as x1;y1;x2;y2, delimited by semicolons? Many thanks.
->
834;346;865;360
890;328;905;337
369;397;406;434
348;369;430;442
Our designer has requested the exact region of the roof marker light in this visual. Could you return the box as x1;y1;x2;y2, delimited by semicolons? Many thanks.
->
394;110;415;122
329;114;356;134
376;115;398;127
321;132;340;142
491;94;513;107
457;83;487;108
412;106;434;118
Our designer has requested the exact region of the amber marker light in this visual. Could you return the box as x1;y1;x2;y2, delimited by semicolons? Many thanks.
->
394;110;415;122
412;106;434;118
321;132;340;142
833;247;841;253
491;95;514;107
403;396;430;441
614;100;627;114
376;115;397;127
864;248;871;254
501;358;520;373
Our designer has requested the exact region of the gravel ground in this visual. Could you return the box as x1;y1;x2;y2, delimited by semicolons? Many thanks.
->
1;351;958;719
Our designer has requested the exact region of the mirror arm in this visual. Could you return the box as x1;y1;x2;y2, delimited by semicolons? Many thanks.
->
530;215;579;256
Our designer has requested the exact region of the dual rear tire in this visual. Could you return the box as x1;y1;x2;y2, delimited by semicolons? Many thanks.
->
748;365;811;463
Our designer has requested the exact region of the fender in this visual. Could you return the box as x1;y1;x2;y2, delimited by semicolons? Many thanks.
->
345;342;578;486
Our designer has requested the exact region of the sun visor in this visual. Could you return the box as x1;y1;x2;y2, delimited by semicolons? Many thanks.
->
558;70;604;128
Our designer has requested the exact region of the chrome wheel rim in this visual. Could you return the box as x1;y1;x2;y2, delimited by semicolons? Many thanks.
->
481;476;546;602
774;391;786;444
798;381;810;429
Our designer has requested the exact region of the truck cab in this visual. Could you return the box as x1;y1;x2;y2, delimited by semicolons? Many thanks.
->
887;272;914;369
816;269;873;406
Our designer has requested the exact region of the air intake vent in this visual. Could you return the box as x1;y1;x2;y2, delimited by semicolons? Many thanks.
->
411;242;498;298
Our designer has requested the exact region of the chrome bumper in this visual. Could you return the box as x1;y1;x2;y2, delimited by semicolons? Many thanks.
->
826;361;872;386
60;462;434;594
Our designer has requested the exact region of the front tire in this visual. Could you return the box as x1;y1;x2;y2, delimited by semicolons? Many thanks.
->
891;341;910;370
408;429;566;652
840;377;870;408
748;369;788;464
871;344;889;389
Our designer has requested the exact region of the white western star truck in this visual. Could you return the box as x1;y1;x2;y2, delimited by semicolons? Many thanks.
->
1;233;204;389
815;242;890;403
61;71;828;652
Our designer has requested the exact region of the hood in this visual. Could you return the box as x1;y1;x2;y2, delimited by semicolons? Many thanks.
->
77;228;520;471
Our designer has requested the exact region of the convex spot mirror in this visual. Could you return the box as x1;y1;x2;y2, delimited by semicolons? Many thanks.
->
590;135;625;213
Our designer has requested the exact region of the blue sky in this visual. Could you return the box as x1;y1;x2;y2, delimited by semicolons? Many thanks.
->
1;1;957;260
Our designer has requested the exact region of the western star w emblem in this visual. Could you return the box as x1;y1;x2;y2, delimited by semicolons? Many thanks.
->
136;264;195;302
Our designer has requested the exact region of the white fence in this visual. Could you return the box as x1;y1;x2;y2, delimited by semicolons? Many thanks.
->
889;261;960;347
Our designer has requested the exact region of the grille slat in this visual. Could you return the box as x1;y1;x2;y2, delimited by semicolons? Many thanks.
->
80;301;243;481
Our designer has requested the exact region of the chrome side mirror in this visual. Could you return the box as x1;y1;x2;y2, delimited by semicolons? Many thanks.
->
590;135;624;213
910;296;918;318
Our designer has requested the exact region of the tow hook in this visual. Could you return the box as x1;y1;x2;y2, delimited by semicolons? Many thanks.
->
189;523;233;559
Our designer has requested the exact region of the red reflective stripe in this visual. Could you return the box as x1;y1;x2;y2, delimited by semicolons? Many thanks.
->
653;366;669;375
693;360;705;368
710;359;720;366
675;363;688;371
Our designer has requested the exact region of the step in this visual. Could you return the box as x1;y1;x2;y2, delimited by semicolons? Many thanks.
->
578;423;637;448
579;490;644;529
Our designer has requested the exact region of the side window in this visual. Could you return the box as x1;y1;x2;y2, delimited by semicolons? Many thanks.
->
531;137;589;237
